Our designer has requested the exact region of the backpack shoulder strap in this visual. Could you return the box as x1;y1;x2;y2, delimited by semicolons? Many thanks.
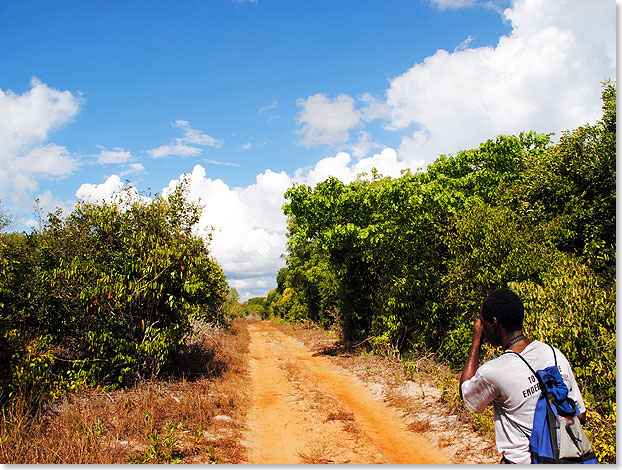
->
504;349;538;376
504;342;557;377
503;350;546;392
549;344;557;367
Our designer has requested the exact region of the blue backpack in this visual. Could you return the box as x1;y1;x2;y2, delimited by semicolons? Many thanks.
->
506;345;598;464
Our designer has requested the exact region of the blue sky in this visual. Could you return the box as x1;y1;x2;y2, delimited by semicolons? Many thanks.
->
1;0;508;188
0;0;616;300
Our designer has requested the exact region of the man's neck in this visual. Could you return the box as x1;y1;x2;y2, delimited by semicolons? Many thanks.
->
502;330;527;351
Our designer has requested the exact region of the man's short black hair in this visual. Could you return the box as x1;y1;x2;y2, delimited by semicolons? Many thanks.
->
480;288;524;332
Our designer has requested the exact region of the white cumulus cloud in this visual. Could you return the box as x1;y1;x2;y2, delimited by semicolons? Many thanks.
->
162;165;290;300
292;0;614;170
296;93;361;146
97;147;132;164
75;174;151;208
157;149;408;300
384;0;615;168
294;148;408;187
31;189;75;226
351;131;382;159
75;175;125;204
0;77;83;206
12;143;78;177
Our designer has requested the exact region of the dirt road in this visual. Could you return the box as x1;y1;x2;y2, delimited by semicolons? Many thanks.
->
242;320;453;464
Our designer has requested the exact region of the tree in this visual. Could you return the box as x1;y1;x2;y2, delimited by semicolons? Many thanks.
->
440;201;554;364
514;82;616;281
0;200;11;233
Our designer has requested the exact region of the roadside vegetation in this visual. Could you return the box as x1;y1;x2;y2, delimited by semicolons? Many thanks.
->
265;82;616;463
1;179;231;403
0;319;251;463
0;180;252;462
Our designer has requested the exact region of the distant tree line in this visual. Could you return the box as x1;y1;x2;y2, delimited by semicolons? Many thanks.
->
243;297;268;317
266;82;615;462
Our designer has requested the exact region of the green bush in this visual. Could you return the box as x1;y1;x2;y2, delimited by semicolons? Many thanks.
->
0;181;228;404
511;257;615;413
439;201;553;365
584;403;616;464
510;256;615;463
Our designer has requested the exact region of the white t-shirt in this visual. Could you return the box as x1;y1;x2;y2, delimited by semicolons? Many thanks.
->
461;340;586;464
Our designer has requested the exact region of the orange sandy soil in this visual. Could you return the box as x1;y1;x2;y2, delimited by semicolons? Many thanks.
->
0;317;498;464
240;318;498;464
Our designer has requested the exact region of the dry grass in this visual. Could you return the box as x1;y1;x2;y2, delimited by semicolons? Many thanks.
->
386;392;415;410
407;418;431;433
0;318;252;464
325;410;354;422
437;435;453;448
298;439;334;464
341;420;360;434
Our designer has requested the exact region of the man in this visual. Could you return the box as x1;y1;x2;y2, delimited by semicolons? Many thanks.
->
459;288;586;464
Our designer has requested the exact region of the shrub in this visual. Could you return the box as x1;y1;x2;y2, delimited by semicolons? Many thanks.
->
511;257;615;412
0;181;229;405
511;257;615;464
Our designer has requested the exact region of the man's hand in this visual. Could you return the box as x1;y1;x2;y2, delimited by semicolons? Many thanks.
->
472;317;484;346
459;317;485;398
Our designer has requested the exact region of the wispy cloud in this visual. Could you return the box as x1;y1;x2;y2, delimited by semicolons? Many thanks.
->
454;35;475;52
96;146;132;164
204;159;241;167
172;120;223;147
121;163;145;176
428;0;507;10
428;0;478;9
258;101;278;114
146;120;223;158
258;101;280;121
147;142;202;159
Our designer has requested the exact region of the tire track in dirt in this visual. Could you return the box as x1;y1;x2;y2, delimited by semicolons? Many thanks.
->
243;320;452;464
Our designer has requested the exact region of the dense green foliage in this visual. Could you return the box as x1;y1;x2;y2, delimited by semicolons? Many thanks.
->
268;83;616;461
0;183;229;405
223;287;247;319
243;297;268;318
